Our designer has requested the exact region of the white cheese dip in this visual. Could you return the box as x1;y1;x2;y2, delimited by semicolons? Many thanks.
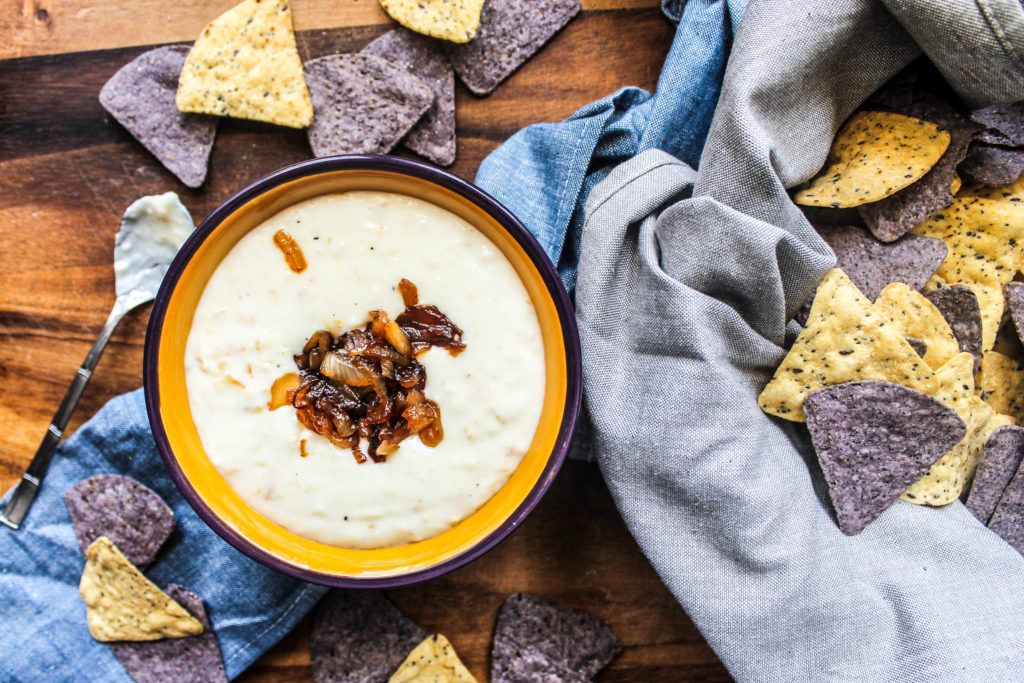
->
184;191;546;549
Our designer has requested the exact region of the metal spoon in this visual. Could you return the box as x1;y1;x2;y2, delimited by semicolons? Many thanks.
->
0;193;194;530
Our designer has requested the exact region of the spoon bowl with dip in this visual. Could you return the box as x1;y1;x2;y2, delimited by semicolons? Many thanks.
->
0;192;193;530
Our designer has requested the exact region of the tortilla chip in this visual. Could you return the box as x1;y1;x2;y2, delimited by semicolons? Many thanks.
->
813;224;946;301
978;351;1024;423
311;590;426;683
971;101;1024;147
379;0;484;43
959;173;1024;203
446;0;581;96
362;28;456;166
959;144;1024;187
759;269;937;421
923;285;984;363
965;412;1016;489
951;172;962;195
901;353;977;505
389;634;477;682
794;111;950;208
905;337;928;357
110;585;227;683
858;102;980;242
1005;282;1024;344
80;537;203;642
100;46;217;188
965;425;1024;524
65;475;175;569
176;0;312;128
305;54;434;158
911;197;1024;350
805;380;966;534
988;460;1024;555
491;593;621;683
874;283;959;370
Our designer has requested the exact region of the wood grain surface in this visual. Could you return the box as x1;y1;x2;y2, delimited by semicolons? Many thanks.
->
0;2;730;680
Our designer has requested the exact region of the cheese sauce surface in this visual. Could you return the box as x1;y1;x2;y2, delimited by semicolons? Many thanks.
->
185;191;546;548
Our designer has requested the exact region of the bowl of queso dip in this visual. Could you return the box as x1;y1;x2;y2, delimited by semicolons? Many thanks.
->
144;155;581;586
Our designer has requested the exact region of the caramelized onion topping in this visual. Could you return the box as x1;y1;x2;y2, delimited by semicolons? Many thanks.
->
281;279;460;463
272;229;307;273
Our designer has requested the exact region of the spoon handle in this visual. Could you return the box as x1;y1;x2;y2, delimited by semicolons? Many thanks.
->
0;296;134;530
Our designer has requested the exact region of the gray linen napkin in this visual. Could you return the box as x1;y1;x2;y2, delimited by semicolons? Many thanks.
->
576;0;1024;679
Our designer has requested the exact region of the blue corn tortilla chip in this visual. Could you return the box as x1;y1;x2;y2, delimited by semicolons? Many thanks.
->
966;426;1024;525
64;475;174;568
988;457;1024;556
362;28;457;166
99;46;217;188
803;380;967;535
958;143;1024;187
311;589;426;683
859;98;982;242
305;54;434;158
905;337;928;358
924;284;984;363
1005;282;1024;345
794;224;946;325
970;101;1024;147
110;585;226;683
491;592;621;683
446;0;581;96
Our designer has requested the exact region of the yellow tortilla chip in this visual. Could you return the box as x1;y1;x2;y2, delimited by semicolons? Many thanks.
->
176;0;312;128
958;173;1024;202
978;350;1024;422
911;197;1024;350
389;634;477;683
379;0;484;43
874;283;959;370
795;111;950;208
79;537;203;642
759;269;936;421
901;353;977;506
965;411;1015;489
950;172;962;196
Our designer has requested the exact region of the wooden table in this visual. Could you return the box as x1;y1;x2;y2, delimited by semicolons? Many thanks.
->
0;2;730;680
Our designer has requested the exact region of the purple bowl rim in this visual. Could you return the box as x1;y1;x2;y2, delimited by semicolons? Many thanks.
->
143;154;582;588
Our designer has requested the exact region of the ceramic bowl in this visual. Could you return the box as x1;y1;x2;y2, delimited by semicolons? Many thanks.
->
143;155;581;587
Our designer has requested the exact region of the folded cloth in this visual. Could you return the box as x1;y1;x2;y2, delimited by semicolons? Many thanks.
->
478;0;1024;679
0;389;327;681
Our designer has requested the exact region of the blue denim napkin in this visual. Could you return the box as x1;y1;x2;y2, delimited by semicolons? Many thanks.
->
0;390;327;681
475;0;748;292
